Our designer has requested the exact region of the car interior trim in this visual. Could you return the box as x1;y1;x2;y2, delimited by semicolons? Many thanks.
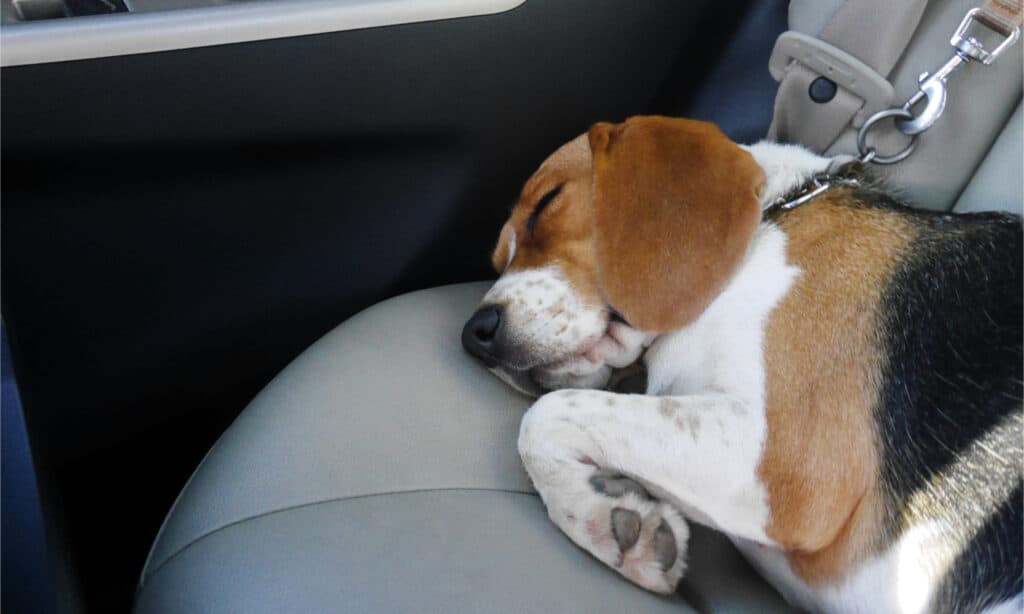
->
0;0;526;67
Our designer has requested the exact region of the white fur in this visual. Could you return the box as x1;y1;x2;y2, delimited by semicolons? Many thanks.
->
518;391;692;593
483;266;606;366
739;520;1022;614
518;223;799;591
481;266;648;390
642;223;799;535
505;228;517;271
741;141;842;208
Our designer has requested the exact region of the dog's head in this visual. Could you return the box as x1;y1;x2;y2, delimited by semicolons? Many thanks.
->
462;116;765;395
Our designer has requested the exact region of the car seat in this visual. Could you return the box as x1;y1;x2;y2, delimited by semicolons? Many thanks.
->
133;1;1022;611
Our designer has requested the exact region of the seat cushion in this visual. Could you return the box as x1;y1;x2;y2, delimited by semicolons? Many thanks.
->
953;102;1023;216
135;282;794;613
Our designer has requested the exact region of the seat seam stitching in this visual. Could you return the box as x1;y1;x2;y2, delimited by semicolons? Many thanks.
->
138;486;536;589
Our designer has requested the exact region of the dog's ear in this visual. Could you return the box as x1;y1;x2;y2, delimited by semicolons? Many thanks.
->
588;116;764;332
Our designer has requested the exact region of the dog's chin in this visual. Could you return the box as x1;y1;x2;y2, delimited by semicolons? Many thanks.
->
488;322;650;397
489;362;613;398
491;347;645;396
531;362;614;392
487;366;548;397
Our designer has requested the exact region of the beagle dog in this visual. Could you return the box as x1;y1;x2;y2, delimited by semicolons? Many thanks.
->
461;117;1023;614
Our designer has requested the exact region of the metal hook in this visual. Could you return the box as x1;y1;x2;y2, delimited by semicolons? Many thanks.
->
896;53;967;136
854;6;1021;165
897;8;1021;137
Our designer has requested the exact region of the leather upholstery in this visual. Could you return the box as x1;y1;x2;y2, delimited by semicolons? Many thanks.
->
953;102;1023;216
135;283;795;613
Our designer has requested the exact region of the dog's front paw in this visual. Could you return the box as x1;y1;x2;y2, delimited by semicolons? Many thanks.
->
547;479;689;594
520;393;688;594
584;470;688;593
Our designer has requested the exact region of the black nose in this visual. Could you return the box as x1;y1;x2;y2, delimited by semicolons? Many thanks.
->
462;304;504;366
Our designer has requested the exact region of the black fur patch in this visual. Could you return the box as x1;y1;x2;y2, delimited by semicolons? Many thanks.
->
936;484;1023;613
874;199;1023;613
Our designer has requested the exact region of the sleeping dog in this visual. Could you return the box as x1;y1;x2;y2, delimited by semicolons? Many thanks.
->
461;116;1022;613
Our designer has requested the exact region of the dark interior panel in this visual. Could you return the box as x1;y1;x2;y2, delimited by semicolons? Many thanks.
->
1;0;770;611
4;135;473;456
3;0;707;454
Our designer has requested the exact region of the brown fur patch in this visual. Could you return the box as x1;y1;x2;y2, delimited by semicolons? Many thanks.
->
490;117;766;330
490;134;606;307
588;117;764;332
758;190;919;584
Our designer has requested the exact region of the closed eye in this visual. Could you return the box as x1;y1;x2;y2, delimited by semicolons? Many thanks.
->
526;185;563;235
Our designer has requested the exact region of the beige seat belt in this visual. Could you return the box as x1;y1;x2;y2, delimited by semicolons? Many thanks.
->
767;0;930;151
976;0;1024;36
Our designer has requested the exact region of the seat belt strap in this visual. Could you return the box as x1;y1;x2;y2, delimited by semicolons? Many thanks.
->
767;0;929;151
976;0;1024;36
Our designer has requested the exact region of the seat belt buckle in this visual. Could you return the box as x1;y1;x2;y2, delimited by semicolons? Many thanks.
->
769;31;895;127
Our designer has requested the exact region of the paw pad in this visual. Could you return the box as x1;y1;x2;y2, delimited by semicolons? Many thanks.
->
589;469;650;499
584;470;689;594
611;507;642;552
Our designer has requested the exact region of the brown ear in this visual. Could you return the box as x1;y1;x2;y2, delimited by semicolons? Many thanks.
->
588;116;764;332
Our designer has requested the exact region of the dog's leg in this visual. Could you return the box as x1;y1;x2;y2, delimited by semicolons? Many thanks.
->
518;389;772;594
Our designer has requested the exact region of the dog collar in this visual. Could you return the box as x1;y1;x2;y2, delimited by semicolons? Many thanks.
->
763;173;863;217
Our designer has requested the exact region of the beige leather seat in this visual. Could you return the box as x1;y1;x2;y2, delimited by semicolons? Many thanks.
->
133;282;795;613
